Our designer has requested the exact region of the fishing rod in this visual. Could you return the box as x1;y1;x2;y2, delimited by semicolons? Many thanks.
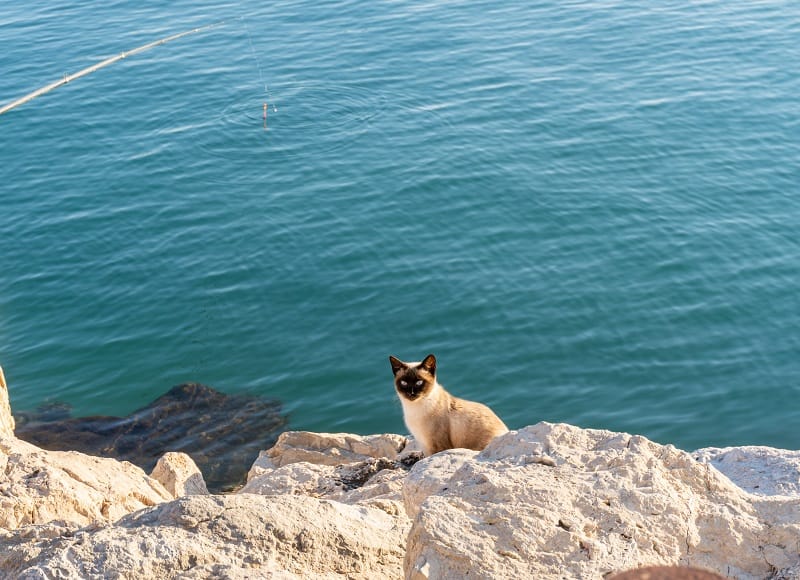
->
0;21;224;117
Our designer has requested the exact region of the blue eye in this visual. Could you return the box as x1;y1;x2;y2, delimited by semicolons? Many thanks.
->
415;380;423;387
400;380;408;386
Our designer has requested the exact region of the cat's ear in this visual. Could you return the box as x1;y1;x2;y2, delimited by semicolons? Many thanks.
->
420;354;436;376
389;355;406;375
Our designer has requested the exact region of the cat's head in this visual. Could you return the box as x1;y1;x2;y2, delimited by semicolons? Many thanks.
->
388;354;437;401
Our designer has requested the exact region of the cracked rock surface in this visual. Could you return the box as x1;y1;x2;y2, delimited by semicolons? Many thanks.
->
5;494;408;579
0;437;171;531
405;423;800;579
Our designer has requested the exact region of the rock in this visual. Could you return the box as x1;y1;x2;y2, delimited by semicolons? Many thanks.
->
252;430;408;471
14;383;288;492
0;436;171;530
4;494;410;579
4;360;800;580
241;457;408;515
404;422;800;579
243;459;337;495
397;437;425;464
693;446;800;497
0;365;14;438
402;448;476;518
243;432;414;517
151;452;209;497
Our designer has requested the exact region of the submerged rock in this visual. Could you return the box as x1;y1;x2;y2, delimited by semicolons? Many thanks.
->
14;383;288;492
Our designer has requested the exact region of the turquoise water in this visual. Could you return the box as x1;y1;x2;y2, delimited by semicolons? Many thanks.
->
2;1;799;452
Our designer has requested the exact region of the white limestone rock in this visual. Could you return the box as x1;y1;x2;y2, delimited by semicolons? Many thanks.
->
402;448;476;519
0;437;172;531
693;445;800;497
241;457;406;507
151;451;209;498
0;365;172;532
0;366;15;438
248;430;408;475
4;360;800;580
404;422;800;580
242;430;414;516
5;493;409;579
242;460;336;496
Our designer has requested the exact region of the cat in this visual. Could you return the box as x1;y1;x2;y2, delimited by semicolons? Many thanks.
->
388;353;508;456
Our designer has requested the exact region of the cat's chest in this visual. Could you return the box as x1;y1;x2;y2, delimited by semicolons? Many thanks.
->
400;395;440;437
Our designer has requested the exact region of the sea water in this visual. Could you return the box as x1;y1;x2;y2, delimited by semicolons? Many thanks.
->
2;0;799;452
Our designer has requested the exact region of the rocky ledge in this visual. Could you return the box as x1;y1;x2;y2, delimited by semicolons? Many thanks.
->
1;366;799;579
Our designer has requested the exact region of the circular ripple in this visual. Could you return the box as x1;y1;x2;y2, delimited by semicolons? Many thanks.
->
200;81;387;163
168;80;460;185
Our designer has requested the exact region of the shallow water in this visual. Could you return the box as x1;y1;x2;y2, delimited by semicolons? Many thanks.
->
2;1;799;452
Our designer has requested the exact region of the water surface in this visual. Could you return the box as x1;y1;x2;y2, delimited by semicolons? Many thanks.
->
2;0;799;451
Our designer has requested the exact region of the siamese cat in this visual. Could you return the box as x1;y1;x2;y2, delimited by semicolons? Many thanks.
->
389;354;508;456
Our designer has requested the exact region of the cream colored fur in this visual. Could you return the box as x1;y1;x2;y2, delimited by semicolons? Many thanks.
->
392;356;508;456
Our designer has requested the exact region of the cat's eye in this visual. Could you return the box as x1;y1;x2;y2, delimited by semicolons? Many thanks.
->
415;380;424;387
400;380;408;386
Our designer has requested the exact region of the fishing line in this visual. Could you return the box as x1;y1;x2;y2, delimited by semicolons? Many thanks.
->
0;21;225;117
241;17;267;96
240;16;275;129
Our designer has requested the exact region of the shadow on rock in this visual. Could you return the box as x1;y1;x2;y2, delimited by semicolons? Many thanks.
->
13;383;288;493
